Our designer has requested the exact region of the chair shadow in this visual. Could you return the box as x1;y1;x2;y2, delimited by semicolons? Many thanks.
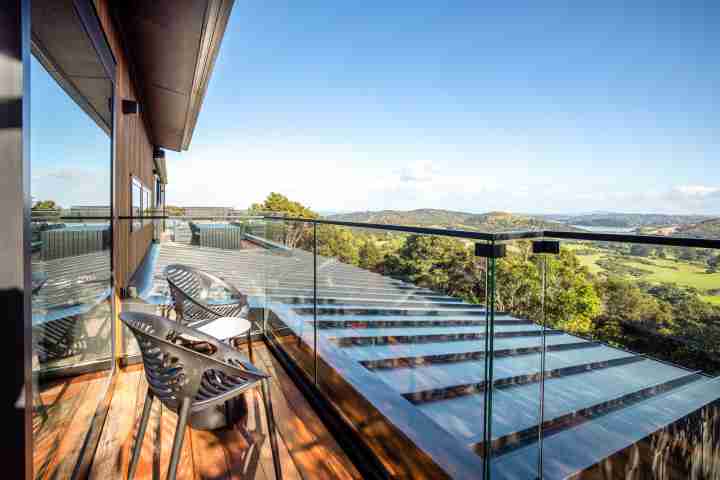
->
125;390;269;480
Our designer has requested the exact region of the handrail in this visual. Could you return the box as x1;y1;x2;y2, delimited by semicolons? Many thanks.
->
543;230;720;249
262;215;720;249
263;216;498;241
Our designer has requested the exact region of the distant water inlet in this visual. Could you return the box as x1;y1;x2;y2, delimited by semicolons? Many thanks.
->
571;224;637;233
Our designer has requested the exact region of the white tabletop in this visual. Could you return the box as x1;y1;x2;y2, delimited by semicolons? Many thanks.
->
197;316;252;341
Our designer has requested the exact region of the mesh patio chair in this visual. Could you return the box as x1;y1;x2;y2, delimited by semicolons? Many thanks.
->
121;312;282;480
164;264;256;360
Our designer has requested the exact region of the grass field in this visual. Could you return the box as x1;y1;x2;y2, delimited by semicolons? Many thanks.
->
574;252;605;275
623;257;720;290
702;296;720;306
568;244;720;304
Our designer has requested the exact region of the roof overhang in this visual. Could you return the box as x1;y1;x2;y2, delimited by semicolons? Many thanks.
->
31;0;115;135
113;0;234;151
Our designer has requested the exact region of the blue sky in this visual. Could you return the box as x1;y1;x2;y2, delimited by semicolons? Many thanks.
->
33;1;719;214
31;57;110;208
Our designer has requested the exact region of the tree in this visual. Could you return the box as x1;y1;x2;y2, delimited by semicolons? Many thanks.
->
382;235;470;293
249;193;318;249
495;252;542;321
165;205;185;216
358;239;383;272
677;247;699;262
543;251;602;334
707;254;719;273
595;276;673;341
444;249;485;304
629;244;652;257
32;200;59;210
249;192;317;219
317;225;360;266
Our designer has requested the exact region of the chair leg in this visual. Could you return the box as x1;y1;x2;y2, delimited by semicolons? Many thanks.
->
247;329;254;362
128;388;154;480
261;379;283;480
167;397;191;480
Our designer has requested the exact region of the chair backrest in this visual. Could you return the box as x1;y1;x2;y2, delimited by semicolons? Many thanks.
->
121;311;267;412
164;264;249;325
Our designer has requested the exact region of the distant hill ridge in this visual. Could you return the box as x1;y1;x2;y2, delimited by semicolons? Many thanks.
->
325;209;565;233
324;209;720;239
674;218;720;239
539;212;715;228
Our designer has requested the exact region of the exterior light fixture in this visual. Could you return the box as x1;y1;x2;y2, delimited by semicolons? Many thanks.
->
122;99;140;114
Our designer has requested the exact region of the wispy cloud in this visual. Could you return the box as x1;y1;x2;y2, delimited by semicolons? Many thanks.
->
38;168;88;181
397;161;436;184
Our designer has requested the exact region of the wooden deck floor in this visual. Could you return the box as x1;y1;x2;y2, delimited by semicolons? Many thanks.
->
89;341;362;480
33;371;111;480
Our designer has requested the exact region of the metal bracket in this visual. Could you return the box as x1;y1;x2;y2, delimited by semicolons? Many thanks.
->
532;240;560;255
475;243;506;258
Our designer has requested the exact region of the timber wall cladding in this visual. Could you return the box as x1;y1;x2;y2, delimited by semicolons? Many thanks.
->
95;0;155;288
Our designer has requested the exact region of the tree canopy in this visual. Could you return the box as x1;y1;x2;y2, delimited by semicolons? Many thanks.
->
32;200;59;210
249;192;318;219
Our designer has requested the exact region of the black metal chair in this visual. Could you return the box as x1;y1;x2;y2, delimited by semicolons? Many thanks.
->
121;312;282;480
164;264;256;360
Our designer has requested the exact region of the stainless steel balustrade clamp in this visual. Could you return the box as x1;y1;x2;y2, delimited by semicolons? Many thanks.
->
532;240;561;255
474;242;507;258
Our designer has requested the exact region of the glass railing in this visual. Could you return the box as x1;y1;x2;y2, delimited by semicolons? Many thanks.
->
253;218;720;479
114;213;720;478
529;234;720;479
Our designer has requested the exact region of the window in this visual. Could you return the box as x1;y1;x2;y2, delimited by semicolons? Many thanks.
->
155;176;162;205
143;185;152;226
131;177;156;229
131;177;142;231
29;2;114;475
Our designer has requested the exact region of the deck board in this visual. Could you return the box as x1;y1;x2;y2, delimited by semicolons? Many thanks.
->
45;376;109;480
254;348;363;480
88;341;360;479
89;366;143;479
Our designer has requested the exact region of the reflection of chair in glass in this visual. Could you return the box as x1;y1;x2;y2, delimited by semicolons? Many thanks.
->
164;264;256;360
33;316;89;364
121;312;281;480
32;265;112;365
